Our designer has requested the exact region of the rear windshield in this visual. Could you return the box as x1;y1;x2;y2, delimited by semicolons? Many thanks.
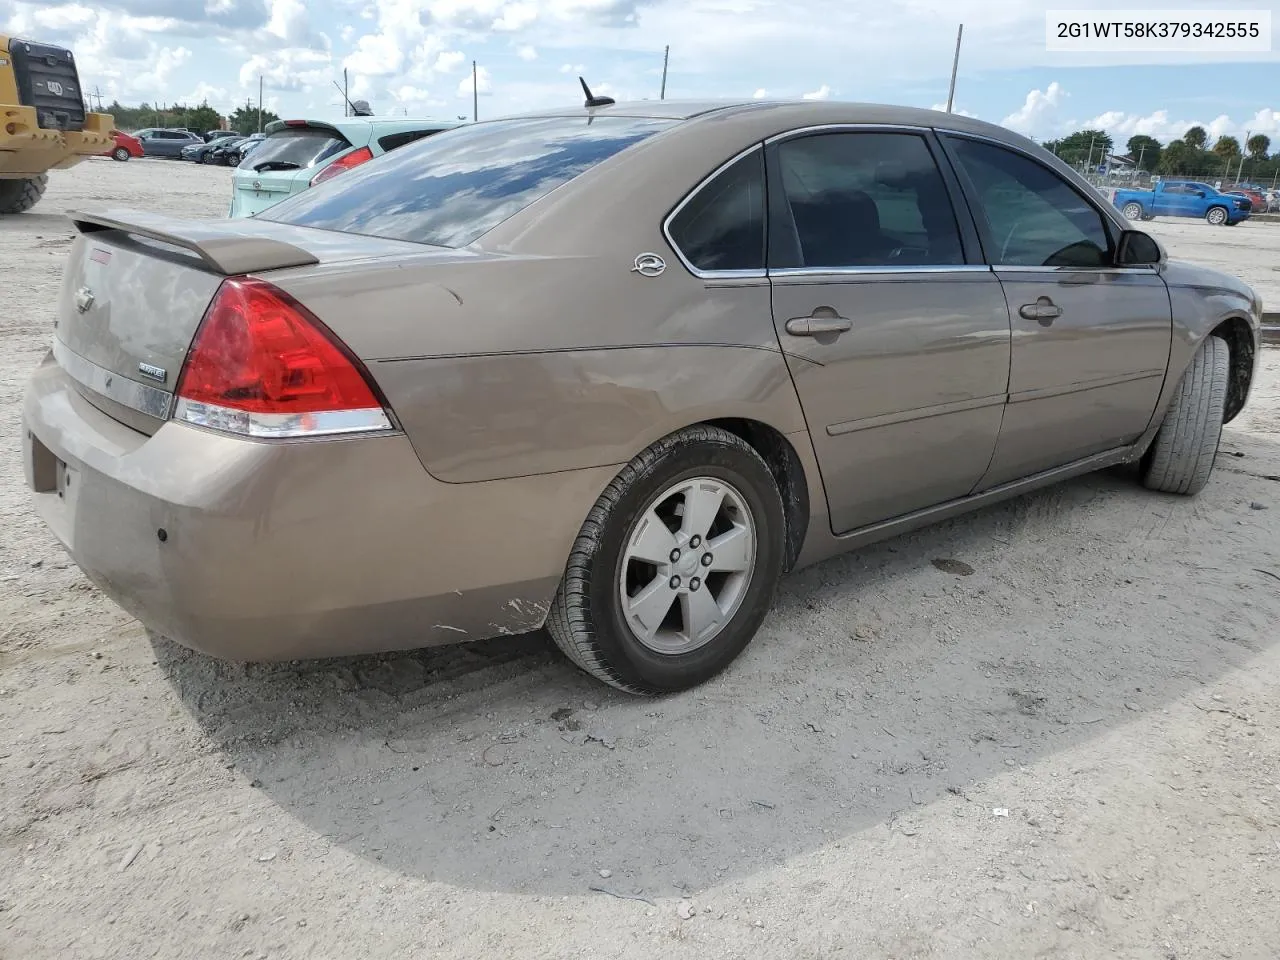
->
259;116;676;247
239;128;350;172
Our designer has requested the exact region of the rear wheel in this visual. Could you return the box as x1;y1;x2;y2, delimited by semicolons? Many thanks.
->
546;426;786;694
1140;336;1229;496
112;147;130;162
1121;202;1144;221
0;175;47;214
1205;206;1228;226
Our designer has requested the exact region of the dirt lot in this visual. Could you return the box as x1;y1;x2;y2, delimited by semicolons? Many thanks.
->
2;159;1279;960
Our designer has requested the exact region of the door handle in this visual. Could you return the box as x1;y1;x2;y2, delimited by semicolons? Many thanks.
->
1018;297;1063;325
785;315;852;336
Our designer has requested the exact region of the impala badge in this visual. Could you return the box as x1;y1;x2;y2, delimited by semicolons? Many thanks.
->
74;287;95;313
631;253;666;278
138;362;167;383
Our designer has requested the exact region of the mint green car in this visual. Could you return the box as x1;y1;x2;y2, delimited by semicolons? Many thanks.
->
228;117;461;218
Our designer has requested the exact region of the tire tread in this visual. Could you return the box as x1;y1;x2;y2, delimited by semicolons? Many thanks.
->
1142;336;1229;496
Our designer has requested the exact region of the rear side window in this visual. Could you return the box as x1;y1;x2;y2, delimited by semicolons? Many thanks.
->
667;150;766;273
261;116;676;247
240;128;350;172
772;132;965;269
945;136;1111;268
377;128;446;152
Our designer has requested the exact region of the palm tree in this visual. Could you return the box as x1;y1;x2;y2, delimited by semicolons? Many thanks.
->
1184;126;1208;150
1213;135;1241;158
1247;133;1271;160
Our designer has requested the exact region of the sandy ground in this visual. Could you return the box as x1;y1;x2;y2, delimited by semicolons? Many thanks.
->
2;159;1279;960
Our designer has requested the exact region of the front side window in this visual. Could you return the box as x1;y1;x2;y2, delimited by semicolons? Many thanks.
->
946;137;1111;268
772;132;965;269
262;116;676;248
667;149;766;273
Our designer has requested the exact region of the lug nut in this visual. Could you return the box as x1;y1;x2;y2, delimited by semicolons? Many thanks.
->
669;575;681;589
669;548;681;562
689;577;701;592
690;535;701;548
701;553;713;567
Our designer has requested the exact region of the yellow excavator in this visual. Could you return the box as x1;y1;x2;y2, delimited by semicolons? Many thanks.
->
0;35;113;214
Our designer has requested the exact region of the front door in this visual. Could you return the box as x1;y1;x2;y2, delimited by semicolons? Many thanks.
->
766;130;1012;534
941;135;1172;488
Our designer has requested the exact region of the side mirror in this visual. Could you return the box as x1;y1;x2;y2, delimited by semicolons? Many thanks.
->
1117;229;1164;266
1194;190;1206;198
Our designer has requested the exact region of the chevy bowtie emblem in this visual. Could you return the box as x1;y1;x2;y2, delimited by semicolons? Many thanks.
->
74;287;95;313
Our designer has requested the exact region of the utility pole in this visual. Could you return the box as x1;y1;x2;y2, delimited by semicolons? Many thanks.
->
258;74;263;132
1137;143;1146;172
945;24;963;113
660;45;669;100
343;69;349;117
472;60;478;122
1085;135;1097;174
92;85;103;112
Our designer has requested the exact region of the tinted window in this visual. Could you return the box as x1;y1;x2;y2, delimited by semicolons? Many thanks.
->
667;150;765;272
378;128;446;152
773;133;964;269
262;116;675;247
241;128;350;172
947;137;1111;268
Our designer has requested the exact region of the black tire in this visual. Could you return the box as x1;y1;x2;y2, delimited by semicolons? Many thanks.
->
1140;336;1229;496
1205;205;1228;226
112;147;130;162
546;425;786;695
0;175;47;214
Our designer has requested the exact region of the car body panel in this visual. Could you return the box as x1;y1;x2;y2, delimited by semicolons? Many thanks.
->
228;118;460;218
139;129;201;158
21;98;1264;662
103;131;143;158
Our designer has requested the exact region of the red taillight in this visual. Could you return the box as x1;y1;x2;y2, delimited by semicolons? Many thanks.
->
310;146;373;186
174;277;391;438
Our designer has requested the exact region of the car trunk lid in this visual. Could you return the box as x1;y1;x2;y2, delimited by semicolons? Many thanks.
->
53;209;429;435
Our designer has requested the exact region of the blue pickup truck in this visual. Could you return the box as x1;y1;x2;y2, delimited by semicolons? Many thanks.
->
1113;180;1252;226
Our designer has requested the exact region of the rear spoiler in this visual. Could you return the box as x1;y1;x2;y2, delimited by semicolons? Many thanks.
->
68;209;320;275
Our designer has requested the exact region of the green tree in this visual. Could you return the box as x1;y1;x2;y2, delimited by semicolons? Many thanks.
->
1125;134;1162;171
1184;125;1208;150
229;103;281;135
1246;133;1271;160
1158;140;1193;175
184;102;224;134
1053;129;1113;167
1212;135;1241;158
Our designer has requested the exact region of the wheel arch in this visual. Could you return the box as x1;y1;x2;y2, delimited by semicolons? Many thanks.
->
1210;314;1256;424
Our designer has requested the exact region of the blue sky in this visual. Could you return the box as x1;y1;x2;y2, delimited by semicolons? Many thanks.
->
2;0;1277;146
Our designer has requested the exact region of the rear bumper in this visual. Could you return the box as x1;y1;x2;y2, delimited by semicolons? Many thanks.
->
23;355;612;661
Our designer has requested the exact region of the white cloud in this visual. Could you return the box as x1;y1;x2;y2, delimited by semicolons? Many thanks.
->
753;88;767;99
559;62;586;74
517;44;538;61
343;29;405;77
493;1;538;30
434;50;467;73
802;84;831;101
930;102;978;118
1001;82;1065;136
457;65;493;97
240;48;332;93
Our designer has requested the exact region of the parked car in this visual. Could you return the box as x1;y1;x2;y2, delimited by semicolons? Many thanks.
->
203;136;248;165
23;100;1263;694
103;130;143;161
204;129;238;143
1114;179;1252;225
1225;184;1267;211
138;129;203;159
1268;190;1280;213
228;117;459;217
184;136;241;164
219;133;263;167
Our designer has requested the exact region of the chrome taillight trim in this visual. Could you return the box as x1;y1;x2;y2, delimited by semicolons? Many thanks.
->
173;398;393;439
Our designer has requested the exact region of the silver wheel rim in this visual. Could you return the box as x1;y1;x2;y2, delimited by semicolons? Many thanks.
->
1123;203;1142;220
1208;208;1225;224
618;476;757;656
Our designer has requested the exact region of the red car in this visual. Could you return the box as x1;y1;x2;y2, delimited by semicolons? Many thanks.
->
103;130;143;162
1226;185;1266;211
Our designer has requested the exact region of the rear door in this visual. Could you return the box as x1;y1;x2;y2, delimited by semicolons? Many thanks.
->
940;134;1172;488
765;128;1012;534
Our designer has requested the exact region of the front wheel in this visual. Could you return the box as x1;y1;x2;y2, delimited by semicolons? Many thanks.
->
546;426;786;694
1140;336;1229;496
112;146;130;162
0;175;48;214
1121;202;1144;221
1205;206;1228;226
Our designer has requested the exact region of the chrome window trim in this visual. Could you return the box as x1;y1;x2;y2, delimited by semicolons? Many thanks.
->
763;123;931;145
770;265;991;278
991;264;1160;274
662;143;768;281
52;338;173;421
